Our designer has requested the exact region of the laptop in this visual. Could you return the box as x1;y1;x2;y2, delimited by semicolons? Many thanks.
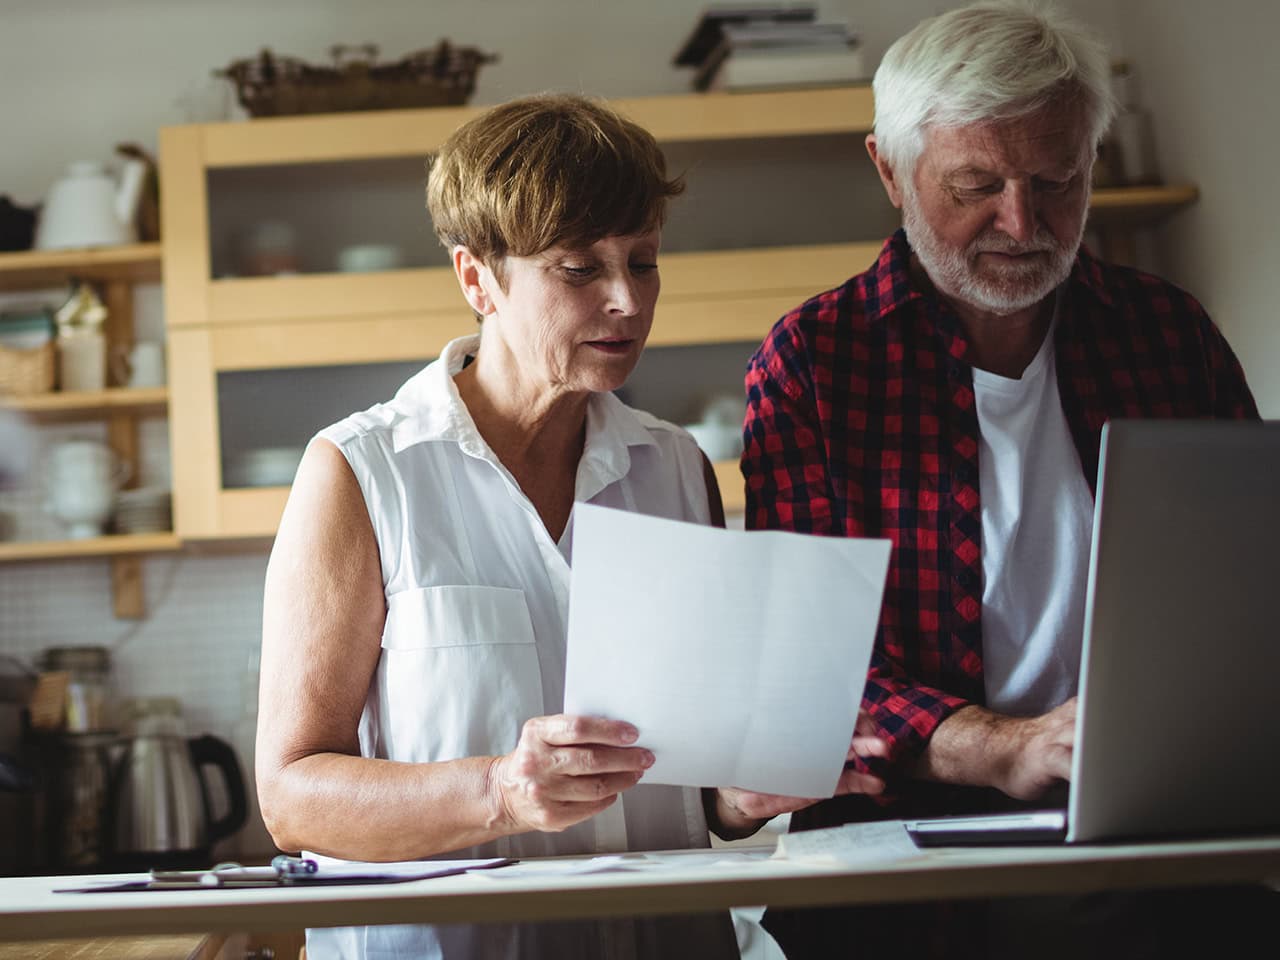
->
906;419;1280;846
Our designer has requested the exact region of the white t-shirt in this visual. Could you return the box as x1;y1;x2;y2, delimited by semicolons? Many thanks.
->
973;310;1094;717
307;334;739;960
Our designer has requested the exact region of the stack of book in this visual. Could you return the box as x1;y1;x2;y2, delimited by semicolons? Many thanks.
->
673;5;866;93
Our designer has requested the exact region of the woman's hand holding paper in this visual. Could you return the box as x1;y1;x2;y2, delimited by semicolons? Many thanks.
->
489;714;654;833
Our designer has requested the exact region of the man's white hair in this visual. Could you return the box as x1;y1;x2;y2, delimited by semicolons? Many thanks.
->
872;0;1117;178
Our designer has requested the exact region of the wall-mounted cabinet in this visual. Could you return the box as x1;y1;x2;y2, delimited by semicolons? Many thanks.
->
159;86;1198;537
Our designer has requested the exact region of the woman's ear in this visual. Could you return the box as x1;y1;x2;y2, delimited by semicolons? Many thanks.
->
452;246;496;317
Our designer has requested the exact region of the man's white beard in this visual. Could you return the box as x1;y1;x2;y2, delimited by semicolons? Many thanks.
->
901;190;1083;316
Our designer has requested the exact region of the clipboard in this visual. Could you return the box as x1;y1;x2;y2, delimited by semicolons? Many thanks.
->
54;856;516;893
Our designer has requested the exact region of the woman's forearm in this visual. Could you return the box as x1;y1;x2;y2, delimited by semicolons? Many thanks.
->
258;751;512;860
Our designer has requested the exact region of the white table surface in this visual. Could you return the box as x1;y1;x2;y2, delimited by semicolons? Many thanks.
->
3;831;1279;943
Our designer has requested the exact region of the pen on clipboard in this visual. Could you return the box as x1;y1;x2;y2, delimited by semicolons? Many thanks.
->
148;856;318;888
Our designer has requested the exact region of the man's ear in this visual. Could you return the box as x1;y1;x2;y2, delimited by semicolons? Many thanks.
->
866;134;905;210
452;245;496;317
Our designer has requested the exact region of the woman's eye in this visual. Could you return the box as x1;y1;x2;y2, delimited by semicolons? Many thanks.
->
561;265;596;279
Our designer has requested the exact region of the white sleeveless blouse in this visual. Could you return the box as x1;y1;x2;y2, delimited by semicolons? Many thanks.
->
306;335;739;960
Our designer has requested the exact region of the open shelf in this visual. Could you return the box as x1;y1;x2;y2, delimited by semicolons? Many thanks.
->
1089;183;1199;226
4;385;168;420
0;242;162;290
713;459;745;516
190;86;877;168
0;531;181;563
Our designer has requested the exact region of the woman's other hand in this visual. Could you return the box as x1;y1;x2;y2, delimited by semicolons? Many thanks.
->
488;715;654;834
708;710;889;840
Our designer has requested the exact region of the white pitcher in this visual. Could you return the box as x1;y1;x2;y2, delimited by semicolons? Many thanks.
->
43;441;130;539
34;158;147;251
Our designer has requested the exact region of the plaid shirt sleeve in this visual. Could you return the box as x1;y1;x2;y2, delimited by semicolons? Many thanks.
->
743;298;970;780
742;312;839;537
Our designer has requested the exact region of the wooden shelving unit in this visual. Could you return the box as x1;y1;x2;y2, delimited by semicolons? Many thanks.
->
1088;183;1199;224
0;242;162;290
0;532;181;563
712;459;745;516
5;385;168;420
159;85;1202;536
0;243;171;615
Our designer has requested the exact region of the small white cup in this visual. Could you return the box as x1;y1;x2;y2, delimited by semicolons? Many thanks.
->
127;341;166;388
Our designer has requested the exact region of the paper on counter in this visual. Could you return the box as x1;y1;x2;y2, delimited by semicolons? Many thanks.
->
773;820;926;865
476;850;771;879
305;854;512;881
564;504;891;798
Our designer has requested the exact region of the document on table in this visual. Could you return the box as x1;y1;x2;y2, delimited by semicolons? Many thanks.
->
565;503;891;798
773;820;927;865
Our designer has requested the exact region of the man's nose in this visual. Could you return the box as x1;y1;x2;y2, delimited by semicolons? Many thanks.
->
993;181;1036;244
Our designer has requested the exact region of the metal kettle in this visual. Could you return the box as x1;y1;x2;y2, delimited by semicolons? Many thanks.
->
108;697;247;871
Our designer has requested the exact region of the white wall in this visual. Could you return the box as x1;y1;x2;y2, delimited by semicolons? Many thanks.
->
1;0;1273;859
1111;0;1280;415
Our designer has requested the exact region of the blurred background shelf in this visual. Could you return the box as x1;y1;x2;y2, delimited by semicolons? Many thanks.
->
1088;183;1199;224
713;459;745;515
3;385;168;420
0;242;162;290
0;531;180;563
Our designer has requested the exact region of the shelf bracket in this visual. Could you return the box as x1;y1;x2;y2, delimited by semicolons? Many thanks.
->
111;555;145;619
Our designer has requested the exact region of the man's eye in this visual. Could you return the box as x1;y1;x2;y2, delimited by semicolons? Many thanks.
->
1036;177;1074;194
954;182;1001;197
562;265;596;278
630;262;658;274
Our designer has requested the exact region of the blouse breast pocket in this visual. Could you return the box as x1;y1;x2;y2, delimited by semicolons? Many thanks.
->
376;585;543;763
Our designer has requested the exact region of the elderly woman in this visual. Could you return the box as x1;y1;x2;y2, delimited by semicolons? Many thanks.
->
257;93;886;959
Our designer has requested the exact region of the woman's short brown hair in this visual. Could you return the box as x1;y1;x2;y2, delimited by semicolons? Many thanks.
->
426;93;684;280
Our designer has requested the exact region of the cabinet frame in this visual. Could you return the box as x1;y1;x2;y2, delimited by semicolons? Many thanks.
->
159;85;1198;537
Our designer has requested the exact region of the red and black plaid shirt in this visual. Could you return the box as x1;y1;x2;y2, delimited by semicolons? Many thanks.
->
743;229;1258;819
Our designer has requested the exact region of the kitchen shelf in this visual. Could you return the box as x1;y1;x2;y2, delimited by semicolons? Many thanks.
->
1088;183;1199;226
0;241;168;618
0;242;162;291
3;385;168;421
186;86;877;169
712;459;745;516
0;531;181;563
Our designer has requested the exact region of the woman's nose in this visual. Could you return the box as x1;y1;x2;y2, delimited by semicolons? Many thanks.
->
605;272;642;315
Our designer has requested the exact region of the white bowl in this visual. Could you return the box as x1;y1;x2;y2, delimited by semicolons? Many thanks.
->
228;446;305;487
683;421;742;462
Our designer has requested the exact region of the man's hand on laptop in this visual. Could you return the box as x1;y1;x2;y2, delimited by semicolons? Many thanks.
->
913;697;1077;801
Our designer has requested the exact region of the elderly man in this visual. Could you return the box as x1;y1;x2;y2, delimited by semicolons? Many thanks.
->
740;1;1268;957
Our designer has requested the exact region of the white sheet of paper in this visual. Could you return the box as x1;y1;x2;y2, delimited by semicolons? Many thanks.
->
564;503;891;797
773;820;926;865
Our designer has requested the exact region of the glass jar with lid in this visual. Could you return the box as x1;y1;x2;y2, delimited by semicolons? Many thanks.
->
40;645;114;733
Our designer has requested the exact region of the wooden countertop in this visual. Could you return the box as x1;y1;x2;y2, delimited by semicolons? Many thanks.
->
3;832;1279;945
0;931;304;959
0;934;211;959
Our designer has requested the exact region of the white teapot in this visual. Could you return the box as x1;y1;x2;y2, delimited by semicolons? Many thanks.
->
43;440;130;539
34;157;146;251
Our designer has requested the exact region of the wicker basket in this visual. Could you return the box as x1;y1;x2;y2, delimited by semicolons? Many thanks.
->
0;340;55;397
217;42;499;118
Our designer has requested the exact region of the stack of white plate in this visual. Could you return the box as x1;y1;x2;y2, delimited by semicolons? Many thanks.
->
113;487;172;534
